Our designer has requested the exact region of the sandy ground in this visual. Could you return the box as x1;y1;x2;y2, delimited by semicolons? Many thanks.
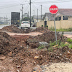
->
64;34;72;39
44;63;72;72
6;32;43;36
6;32;72;39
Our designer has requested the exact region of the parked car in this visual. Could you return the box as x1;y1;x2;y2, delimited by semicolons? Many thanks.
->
21;21;30;29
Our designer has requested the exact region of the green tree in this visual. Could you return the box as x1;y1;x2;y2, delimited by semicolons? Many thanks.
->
22;17;30;21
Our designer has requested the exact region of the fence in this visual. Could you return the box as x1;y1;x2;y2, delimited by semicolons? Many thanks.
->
37;20;72;29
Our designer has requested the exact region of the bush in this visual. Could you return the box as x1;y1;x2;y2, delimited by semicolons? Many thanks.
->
68;44;72;49
41;25;43;27
50;40;60;47
38;45;45;49
58;42;69;48
48;48;53;52
50;41;56;47
67;38;72;43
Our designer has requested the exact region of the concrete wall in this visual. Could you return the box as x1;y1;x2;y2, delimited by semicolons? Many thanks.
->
37;20;72;29
68;17;72;20
34;19;42;23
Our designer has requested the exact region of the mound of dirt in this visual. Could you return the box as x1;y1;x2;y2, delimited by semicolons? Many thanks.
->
11;46;72;72
2;25;50;33
35;31;66;42
26;31;67;48
0;46;72;72
0;32;15;42
0;32;25;55
32;27;50;33
2;25;24;33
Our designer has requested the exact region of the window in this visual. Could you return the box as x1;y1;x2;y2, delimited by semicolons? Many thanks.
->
23;22;29;23
59;17;61;20
55;17;61;21
63;16;68;20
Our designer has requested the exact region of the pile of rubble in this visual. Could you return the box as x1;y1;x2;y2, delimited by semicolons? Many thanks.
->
2;25;24;33
26;31;67;49
34;31;66;42
0;26;71;72
6;46;72;72
1;25;50;33
0;32;26;55
32;27;49;33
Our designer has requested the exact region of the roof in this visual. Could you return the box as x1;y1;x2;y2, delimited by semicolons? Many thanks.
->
44;13;54;20
33;15;44;19
58;9;72;16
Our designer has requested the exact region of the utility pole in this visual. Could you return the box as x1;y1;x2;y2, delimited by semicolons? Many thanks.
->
5;16;7;24
41;5;42;20
30;0;31;27
33;10;35;15
37;9;38;22
4;17;5;24
20;4;24;20
28;11;29;18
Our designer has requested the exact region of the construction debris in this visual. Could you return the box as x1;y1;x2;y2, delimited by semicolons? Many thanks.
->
2;25;24;33
0;26;72;72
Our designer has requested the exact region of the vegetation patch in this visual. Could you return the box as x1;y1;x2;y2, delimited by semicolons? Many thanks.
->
50;27;72;32
67;38;72;43
38;45;45;49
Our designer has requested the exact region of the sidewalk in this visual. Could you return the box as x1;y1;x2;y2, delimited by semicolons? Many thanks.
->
64;34;72;39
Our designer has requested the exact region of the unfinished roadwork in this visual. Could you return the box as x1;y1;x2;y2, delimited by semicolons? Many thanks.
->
0;25;72;72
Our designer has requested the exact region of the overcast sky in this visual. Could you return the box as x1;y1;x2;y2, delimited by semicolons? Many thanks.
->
0;0;72;19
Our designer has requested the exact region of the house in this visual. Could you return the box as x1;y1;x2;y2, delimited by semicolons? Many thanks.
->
33;15;44;22
23;13;29;18
33;15;44;26
55;9;72;20
43;13;54;21
44;9;72;21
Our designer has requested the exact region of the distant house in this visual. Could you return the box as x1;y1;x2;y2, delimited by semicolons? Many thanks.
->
23;13;29;18
43;13;54;21
55;9;72;20
44;9;72;21
33;15;44;23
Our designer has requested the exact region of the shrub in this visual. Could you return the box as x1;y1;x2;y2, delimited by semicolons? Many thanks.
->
38;45;45;49
48;48;53;52
67;38;72;43
41;25;43;27
68;44;72;49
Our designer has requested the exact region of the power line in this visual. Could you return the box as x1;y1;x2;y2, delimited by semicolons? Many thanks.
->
32;3;41;12
0;4;20;9
23;5;29;13
0;13;10;14
32;0;72;3
0;2;28;8
33;3;49;11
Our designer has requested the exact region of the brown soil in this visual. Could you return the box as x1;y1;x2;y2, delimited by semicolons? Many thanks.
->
2;25;24;33
0;26;71;72
26;31;67;49
32;27;50;33
1;25;50;33
1;46;72;72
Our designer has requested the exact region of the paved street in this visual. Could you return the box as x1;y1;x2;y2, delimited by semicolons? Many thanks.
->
59;32;72;35
0;24;10;29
